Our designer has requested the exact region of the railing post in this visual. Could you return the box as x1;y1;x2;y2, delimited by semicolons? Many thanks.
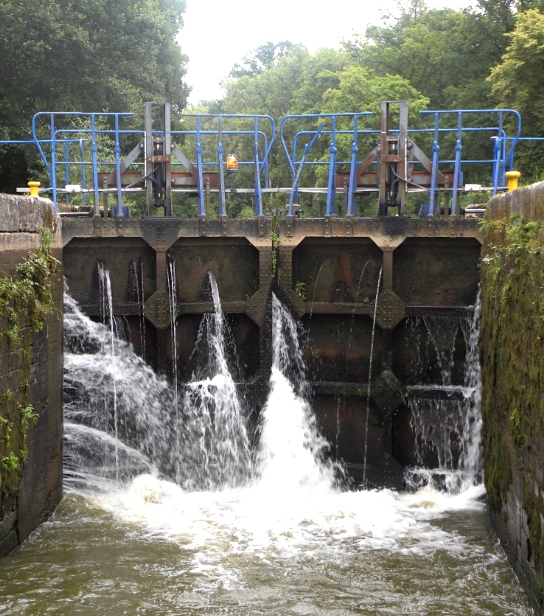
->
429;113;440;216
451;112;463;217
347;115;358;216
254;116;263;217
50;114;58;209
217;115;226;217
114;114;123;215
91;115;100;217
196;116;205;217
326;116;337;217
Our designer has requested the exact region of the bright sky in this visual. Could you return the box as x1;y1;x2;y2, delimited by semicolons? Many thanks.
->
180;0;473;105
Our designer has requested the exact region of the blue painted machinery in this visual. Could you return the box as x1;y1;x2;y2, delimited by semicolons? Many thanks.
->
0;101;524;217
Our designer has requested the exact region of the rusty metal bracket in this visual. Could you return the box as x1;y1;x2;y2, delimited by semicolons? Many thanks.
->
374;289;405;330
144;290;173;329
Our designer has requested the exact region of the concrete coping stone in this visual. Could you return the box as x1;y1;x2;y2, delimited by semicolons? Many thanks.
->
0;193;57;233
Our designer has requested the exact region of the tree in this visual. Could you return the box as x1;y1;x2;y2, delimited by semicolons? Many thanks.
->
321;66;429;119
0;0;189;192
488;9;544;180
229;41;295;78
343;6;485;109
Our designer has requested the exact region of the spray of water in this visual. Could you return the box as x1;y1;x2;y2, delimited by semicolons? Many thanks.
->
64;270;253;493
179;273;252;490
59;278;496;612
405;292;483;493
256;295;339;493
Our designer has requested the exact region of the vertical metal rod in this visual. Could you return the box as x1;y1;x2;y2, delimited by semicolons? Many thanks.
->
64;141;70;204
347;115;359;216
429;113;440;216
164;103;172;216
80;138;87;205
378;102;389;217
218;115;226;217
491;136;501;197
114;114;123;215
205;177;210;216
398;101;408;216
451;112;463;216
51;115;58;209
254;116;263;216
196;116;205;217
91;115;100;217
326;116;337;216
145;102;154;217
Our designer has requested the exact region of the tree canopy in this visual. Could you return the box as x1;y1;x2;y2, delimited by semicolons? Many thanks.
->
212;0;544;186
0;0;189;191
2;0;544;193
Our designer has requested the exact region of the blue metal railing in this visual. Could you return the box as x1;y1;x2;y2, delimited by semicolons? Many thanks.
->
171;113;275;216
14;111;275;215
420;109;521;215
280;112;372;217
0;106;524;217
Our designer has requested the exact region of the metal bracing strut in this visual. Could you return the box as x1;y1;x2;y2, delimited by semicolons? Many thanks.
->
378;101;408;216
145;102;172;217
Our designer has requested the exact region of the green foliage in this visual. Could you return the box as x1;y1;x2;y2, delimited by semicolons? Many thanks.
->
489;9;544;182
294;281;306;301
271;230;280;274
321;66;429;121
0;230;57;495
480;213;544;515
0;0;189;192
0;230;58;347
229;41;295;78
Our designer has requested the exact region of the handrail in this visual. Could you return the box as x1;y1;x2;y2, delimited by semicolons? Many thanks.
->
0;106;525;217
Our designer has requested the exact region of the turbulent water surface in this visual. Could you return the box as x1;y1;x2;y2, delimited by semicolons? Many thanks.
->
0;284;532;615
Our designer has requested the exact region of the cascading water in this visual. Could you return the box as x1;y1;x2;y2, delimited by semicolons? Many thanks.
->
256;295;338;492
0;284;531;615
63;288;173;492
179;273;252;490
363;266;382;487
405;293;483;493
64;269;252;493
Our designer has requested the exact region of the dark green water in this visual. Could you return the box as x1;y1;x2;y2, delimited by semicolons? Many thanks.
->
0;481;532;616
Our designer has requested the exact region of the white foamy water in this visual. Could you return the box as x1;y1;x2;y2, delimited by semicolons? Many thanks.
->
26;282;529;615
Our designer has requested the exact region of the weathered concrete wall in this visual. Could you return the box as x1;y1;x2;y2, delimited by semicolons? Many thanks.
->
0;194;63;557
481;181;544;614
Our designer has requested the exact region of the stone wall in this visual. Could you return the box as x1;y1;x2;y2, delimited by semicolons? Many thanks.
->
481;182;544;614
0;194;63;557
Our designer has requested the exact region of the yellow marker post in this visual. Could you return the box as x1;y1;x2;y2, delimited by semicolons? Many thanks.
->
28;181;40;197
505;171;521;192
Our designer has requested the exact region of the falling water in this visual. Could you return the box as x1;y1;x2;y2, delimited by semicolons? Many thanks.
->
179;273;252;490
64;271;251;493
0;287;531;615
405;293;483;494
97;263;119;480
63;288;172;492
256;295;338;492
363;267;382;487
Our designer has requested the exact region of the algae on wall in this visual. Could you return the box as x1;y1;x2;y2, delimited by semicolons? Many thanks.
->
480;213;544;589
0;229;58;499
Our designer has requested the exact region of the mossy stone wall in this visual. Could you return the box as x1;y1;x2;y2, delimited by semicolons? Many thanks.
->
0;194;63;557
481;181;544;614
